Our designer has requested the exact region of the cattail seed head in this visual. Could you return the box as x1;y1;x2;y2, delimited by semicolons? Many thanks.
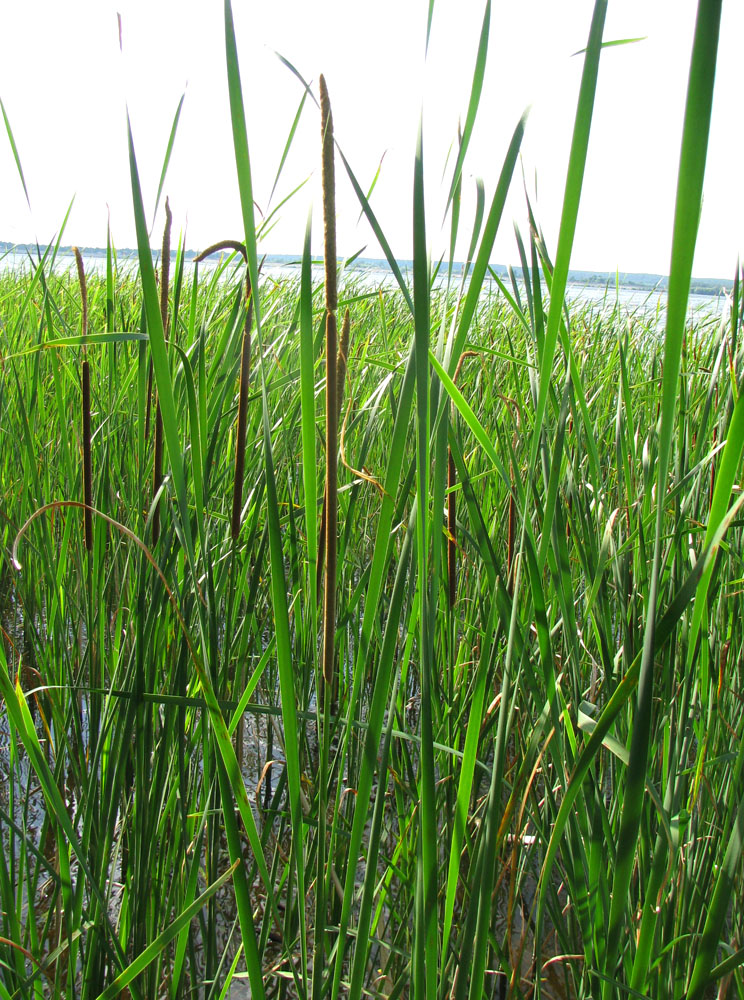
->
73;246;88;344
159;198;172;336
319;75;337;316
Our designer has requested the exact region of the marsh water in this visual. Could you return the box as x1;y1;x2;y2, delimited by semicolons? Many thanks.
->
0;249;730;319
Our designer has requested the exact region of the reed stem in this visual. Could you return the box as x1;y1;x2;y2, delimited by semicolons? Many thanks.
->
194;239;252;540
447;351;477;607
320;73;338;691
152;198;172;544
73;247;93;554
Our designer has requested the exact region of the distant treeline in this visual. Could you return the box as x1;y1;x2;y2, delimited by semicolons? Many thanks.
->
559;268;733;296
0;241;733;296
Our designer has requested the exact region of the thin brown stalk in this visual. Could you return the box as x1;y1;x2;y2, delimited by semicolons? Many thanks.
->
447;449;457;608
320;74;338;690
507;485;516;595
194;239;253;540
315;309;348;593
337;307;350;410
159;198;172;333
231;323;252;540
710;386;718;509
317;307;361;601
152;198;172;544
73;247;93;554
144;363;154;443
447;351;478;608
82;360;93;553
152;406;164;543
195;239;253;761
316;500;327;603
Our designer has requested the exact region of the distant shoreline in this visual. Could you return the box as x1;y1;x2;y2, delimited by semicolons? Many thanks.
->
0;241;733;297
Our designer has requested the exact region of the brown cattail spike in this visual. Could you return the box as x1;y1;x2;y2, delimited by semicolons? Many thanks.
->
159;198;172;334
73;247;93;554
73;246;88;346
320;75;337;316
194;239;247;264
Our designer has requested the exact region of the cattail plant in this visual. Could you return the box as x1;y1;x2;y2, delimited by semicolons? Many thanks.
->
309;73;344;1000
152;198;172;544
194;238;253;764
2;2;738;996
320;73;338;692
194;239;253;540
73;247;93;554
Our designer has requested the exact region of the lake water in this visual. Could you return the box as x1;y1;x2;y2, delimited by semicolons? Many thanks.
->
0;248;731;320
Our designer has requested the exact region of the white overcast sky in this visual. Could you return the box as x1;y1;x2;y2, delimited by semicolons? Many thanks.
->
0;0;741;279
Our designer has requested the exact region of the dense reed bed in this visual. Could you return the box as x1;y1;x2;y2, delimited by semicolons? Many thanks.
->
2;0;743;997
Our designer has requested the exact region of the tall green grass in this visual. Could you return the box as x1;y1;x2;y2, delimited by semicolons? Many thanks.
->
2;0;743;998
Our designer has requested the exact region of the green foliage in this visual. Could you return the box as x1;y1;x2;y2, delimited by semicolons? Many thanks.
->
1;1;742;998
